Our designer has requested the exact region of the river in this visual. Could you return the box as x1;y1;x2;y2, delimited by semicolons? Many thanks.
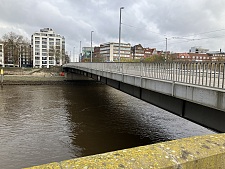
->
0;81;214;169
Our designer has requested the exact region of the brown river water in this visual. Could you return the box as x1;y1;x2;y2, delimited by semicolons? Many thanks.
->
0;81;214;169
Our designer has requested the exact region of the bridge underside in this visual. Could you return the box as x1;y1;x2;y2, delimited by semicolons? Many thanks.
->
64;68;225;132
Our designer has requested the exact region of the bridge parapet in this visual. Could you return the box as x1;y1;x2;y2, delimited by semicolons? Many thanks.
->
24;133;225;169
64;62;225;89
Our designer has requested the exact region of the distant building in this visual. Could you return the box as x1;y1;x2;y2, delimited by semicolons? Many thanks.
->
93;47;104;62
100;42;131;62
82;47;93;61
144;48;157;58
173;53;210;61
20;43;32;67
131;44;144;60
207;50;225;61
190;46;209;54
0;40;32;67
31;28;65;68
0;42;4;67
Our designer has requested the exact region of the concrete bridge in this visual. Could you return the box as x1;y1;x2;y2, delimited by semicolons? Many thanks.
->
25;62;225;168
63;62;225;132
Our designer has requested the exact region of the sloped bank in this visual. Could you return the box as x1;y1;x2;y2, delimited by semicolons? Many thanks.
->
2;75;66;85
2;74;95;85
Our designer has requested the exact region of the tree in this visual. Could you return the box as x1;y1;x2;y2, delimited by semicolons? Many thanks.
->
1;32;27;66
143;54;165;63
48;46;62;66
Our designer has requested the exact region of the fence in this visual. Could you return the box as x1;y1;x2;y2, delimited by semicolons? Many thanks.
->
66;62;225;89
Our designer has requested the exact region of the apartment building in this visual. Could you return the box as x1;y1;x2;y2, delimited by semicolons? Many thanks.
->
207;51;225;61
20;43;32;67
31;28;65;68
0;42;3;67
173;53;211;61
131;44;144;59
100;42;131;62
82;47;93;61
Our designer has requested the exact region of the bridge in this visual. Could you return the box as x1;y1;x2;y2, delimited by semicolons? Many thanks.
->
63;62;225;132
25;62;225;169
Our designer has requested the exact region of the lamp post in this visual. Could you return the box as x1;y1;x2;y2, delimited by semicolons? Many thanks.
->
91;31;94;62
165;38;168;62
79;41;82;62
73;47;75;62
118;7;124;62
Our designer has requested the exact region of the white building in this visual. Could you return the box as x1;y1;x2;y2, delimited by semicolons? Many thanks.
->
100;42;131;61
190;46;209;54
0;42;4;67
31;28;65;68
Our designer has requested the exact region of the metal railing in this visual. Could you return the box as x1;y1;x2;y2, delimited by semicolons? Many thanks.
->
65;62;225;89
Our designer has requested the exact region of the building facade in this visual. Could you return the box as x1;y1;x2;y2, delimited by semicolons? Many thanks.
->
20;43;32;67
82;47;93;62
207;51;225;61
31;28;65;68
144;48;157;58
173;53;211;61
131;44;144;60
100;42;131;62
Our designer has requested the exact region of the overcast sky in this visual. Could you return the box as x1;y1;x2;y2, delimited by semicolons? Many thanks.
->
1;0;225;60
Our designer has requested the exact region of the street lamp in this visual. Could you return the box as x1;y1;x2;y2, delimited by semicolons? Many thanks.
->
79;41;82;62
73;47;75;62
118;7;124;62
165;38;168;62
91;31;94;62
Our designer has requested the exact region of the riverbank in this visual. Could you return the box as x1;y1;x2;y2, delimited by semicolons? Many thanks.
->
2;75;67;85
0;67;95;85
1;67;68;85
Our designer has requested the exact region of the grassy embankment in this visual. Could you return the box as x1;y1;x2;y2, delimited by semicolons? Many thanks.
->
1;67;65;85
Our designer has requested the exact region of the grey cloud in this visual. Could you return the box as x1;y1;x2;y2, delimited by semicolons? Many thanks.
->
0;0;225;53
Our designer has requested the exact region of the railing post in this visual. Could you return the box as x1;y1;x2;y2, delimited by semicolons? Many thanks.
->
122;63;124;82
172;62;175;96
140;62;143;87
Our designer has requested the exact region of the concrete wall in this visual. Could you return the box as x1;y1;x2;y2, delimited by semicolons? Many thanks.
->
24;133;225;169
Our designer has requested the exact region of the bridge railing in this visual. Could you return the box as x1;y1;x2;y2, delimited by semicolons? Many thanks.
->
65;62;225;89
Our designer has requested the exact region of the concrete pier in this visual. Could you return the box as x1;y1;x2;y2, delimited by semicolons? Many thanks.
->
24;133;225;169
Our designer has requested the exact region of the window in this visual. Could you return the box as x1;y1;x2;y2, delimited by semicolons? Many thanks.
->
49;57;54;60
49;61;54;64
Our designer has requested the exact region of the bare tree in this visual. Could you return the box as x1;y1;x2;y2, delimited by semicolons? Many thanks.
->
1;32;25;66
48;46;63;66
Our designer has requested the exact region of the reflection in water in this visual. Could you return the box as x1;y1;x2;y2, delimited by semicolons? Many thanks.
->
0;82;214;169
